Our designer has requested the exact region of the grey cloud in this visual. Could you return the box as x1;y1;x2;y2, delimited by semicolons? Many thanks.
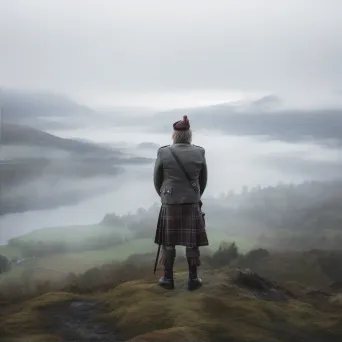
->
0;0;342;103
209;108;342;147
0;89;99;130
7;88;341;149
136;142;160;149
258;152;342;181
0;175;117;216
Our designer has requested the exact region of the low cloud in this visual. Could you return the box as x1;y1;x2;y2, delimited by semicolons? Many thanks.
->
147;97;342;147
0;122;154;215
259;151;342;181
136;142;161;149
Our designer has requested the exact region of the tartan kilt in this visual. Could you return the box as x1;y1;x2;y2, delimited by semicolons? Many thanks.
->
154;203;209;247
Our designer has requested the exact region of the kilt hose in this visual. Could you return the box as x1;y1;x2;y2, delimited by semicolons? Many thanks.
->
154;203;209;248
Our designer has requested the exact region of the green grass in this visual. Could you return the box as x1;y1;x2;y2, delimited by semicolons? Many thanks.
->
15;223;132;245
0;238;155;283
0;259;37;283
1;222;255;285
30;238;154;275
3;269;341;342
61;238;154;263
1;233;255;285
0;245;23;259
29;233;253;276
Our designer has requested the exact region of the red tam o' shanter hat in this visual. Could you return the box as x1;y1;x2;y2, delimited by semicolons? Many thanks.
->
173;115;190;131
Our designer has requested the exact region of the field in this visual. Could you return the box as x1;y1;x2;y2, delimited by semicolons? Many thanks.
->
2;218;342;341
0;238;153;283
15;223;133;244
0;245;22;258
0;222;255;285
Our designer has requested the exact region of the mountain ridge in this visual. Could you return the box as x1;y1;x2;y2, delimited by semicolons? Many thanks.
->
0;123;153;216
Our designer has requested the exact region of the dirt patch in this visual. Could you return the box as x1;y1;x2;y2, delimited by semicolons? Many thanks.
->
41;301;118;342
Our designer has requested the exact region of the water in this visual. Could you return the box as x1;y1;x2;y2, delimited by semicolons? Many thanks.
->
0;125;340;244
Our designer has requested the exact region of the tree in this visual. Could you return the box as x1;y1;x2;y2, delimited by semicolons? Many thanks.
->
0;254;11;274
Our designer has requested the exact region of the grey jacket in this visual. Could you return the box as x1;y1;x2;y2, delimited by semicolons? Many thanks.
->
153;143;208;204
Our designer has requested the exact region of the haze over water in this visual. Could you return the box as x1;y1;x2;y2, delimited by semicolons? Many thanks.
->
1;119;339;244
1;0;342;244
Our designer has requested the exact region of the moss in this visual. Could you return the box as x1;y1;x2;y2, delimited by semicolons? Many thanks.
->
0;335;60;342
97;271;342;342
26;291;79;309
1;270;342;342
128;326;210;342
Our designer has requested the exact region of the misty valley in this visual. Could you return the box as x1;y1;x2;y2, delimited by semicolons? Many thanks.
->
2;2;342;340
1;90;342;342
1;178;342;273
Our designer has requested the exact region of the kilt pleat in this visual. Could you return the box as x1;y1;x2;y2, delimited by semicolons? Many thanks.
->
154;203;209;247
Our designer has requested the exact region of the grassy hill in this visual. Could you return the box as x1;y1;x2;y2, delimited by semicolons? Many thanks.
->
0;238;153;284
14;223;131;244
1;249;342;342
2;179;342;285
0;220;254;285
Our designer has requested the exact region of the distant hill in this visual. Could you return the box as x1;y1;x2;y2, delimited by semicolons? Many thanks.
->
0;89;155;216
2;122;119;156
99;179;342;251
143;95;342;147
0;123;153;215
0;89;96;130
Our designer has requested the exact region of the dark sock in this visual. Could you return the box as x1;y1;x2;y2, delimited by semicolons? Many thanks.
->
187;258;198;280
164;260;174;280
163;247;175;280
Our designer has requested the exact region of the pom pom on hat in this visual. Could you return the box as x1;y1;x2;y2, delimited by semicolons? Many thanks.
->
173;115;190;131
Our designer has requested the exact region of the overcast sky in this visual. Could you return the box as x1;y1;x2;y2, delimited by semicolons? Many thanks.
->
1;0;342;109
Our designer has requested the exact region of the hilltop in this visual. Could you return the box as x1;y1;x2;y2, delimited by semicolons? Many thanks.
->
1;178;342;342
1;252;342;342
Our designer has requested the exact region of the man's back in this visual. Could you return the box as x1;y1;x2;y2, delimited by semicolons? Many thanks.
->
153;115;209;291
154;143;207;204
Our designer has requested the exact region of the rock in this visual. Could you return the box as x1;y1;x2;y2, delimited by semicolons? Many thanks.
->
330;281;342;291
304;288;332;298
231;268;295;302
40;301;118;342
330;293;342;306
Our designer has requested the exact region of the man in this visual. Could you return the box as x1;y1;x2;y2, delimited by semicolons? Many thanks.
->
153;115;208;291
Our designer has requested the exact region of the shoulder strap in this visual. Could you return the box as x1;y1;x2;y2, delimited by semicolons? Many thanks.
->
169;147;199;193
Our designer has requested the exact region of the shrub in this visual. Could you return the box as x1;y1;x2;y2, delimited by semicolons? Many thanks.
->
238;248;270;269
316;251;342;282
211;241;239;267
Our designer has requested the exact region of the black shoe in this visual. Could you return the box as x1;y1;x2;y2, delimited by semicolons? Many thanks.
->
188;277;202;291
158;276;175;290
